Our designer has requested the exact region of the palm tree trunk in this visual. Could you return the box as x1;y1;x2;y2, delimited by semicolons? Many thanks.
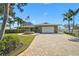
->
9;24;11;29
68;20;71;33
0;3;10;40
10;24;11;29
12;23;14;29
72;16;75;33
17;23;19;29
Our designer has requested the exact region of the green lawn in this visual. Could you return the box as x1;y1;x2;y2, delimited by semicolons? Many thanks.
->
5;33;35;56
73;30;79;37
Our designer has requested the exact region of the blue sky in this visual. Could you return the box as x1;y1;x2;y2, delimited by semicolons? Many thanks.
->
14;3;79;25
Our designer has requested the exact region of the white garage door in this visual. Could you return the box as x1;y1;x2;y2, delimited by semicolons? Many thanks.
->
42;27;54;33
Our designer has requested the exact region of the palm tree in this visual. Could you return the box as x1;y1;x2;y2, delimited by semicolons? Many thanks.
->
14;17;24;28
68;8;79;32
8;17;14;29
63;12;72;33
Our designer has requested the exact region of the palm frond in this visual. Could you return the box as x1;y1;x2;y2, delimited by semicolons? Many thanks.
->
63;17;67;21
16;3;27;12
74;8;79;15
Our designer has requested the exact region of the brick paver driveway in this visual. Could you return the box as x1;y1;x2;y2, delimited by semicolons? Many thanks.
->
18;34;79;56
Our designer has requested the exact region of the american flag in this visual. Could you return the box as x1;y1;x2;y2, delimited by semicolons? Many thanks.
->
27;16;30;19
25;16;30;20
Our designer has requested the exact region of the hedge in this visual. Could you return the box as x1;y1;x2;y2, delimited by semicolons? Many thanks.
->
5;29;27;33
64;31;76;36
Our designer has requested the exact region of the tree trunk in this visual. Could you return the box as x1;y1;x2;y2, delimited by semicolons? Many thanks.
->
72;16;75;33
17;23;19;29
9;23;11;29
68;21;71;33
13;22;15;28
0;3;10;40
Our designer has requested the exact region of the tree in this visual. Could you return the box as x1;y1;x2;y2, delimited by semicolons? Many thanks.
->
0;4;10;40
0;4;15;18
21;20;27;26
0;3;27;40
68;8;79;32
63;11;72;33
14;17;24;28
0;16;15;29
8;17;14;29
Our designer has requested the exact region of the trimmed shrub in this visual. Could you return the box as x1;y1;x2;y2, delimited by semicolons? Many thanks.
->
23;31;34;35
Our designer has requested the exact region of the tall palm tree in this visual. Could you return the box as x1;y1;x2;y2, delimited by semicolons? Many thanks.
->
8;17;14;29
63;12;72;33
68;8;79;32
14;17;23;28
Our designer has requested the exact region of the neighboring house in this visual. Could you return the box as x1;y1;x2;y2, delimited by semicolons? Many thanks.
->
0;23;9;30
22;23;58;33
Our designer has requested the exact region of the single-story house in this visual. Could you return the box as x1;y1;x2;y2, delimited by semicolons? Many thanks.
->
21;23;58;33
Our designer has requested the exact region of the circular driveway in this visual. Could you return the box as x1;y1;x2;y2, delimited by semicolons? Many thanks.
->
18;34;79;56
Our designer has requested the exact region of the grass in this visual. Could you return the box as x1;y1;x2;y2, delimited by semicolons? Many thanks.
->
64;30;79;37
73;30;79;37
4;33;35;56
